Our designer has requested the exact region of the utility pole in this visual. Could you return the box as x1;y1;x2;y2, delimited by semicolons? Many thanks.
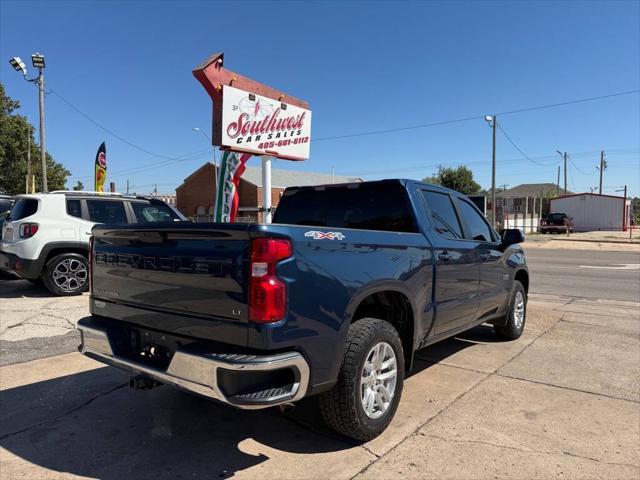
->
484;115;497;226
126;179;130;195
556;166;560;196
491;116;497;227
37;66;47;192
598;150;606;195
563;152;567;196
555;150;567;196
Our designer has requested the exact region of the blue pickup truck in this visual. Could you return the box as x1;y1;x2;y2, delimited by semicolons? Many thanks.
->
78;179;528;441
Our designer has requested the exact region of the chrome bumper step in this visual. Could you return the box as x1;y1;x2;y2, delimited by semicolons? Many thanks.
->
78;322;310;409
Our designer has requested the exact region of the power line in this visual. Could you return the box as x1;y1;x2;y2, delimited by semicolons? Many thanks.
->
335;149;639;177
50;88;208;161
497;123;559;166
67;148;213;181
568;157;593;175
314;89;639;142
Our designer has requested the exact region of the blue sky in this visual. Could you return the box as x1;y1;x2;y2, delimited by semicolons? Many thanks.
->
1;0;639;196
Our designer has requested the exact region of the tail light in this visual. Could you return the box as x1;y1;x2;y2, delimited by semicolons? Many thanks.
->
249;238;292;323
88;236;94;294
19;223;39;238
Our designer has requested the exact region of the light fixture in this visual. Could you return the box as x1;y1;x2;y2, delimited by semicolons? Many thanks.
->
484;115;493;123
9;56;27;76
31;53;45;69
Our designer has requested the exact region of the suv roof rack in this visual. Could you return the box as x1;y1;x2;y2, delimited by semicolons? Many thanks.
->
49;190;127;197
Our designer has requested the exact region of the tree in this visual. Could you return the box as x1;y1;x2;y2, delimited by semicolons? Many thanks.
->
422;165;481;195
73;180;85;191
0;83;70;194
631;197;640;224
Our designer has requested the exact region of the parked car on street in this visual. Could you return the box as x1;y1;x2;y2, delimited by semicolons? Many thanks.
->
539;212;573;234
78;179;529;441
0;195;15;229
0;191;185;295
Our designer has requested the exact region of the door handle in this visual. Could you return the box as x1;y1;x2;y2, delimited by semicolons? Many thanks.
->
480;251;491;260
438;252;451;262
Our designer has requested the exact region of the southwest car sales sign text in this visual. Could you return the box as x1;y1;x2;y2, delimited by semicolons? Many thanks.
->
221;85;312;160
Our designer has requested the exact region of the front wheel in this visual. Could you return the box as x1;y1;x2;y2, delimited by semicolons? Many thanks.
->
42;253;89;296
319;318;404;441
494;281;526;340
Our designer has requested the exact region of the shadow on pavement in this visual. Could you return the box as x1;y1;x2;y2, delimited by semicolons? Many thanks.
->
0;326;488;479
0;278;67;299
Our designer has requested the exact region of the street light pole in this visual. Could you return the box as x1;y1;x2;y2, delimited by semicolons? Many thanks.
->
9;54;47;192
37;67;47;192
485;115;497;227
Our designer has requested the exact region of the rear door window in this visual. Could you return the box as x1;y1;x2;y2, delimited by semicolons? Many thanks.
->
66;199;82;219
8;198;39;220
421;190;463;239
130;202;178;223
86;200;127;224
457;199;494;242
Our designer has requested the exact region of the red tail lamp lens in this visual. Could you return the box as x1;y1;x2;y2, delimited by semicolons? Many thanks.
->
249;238;292;323
19;223;39;238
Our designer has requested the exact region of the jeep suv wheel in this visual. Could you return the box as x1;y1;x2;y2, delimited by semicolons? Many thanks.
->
319;318;404;441
42;253;89;296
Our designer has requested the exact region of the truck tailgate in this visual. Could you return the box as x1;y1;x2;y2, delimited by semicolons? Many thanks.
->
91;224;250;323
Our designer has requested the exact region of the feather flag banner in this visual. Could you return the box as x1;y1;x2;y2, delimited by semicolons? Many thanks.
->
94;142;107;192
214;150;251;222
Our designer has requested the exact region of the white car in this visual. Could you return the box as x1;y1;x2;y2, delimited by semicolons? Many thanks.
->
0;191;185;296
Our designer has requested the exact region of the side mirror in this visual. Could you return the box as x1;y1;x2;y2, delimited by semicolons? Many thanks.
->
501;228;524;247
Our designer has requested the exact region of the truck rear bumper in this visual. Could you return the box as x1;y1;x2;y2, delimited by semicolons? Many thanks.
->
77;318;310;409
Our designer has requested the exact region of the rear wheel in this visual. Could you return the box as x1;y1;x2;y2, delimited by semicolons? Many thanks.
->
42;253;89;296
494;281;526;340
319;318;404;441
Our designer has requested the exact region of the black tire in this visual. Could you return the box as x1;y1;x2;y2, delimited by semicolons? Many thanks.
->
319;318;405;441
494;280;526;340
42;253;89;296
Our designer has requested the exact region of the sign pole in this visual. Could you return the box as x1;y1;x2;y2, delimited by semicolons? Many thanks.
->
262;156;272;223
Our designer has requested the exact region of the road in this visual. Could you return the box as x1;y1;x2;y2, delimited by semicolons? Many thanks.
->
525;248;640;302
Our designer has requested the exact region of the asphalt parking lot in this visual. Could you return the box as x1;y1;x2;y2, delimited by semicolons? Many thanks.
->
1;246;639;479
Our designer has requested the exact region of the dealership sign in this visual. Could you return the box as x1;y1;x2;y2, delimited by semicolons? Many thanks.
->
221;85;312;160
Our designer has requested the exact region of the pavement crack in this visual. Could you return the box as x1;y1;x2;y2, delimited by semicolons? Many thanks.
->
350;372;492;480
420;433;639;469
495;372;640;404
0;383;127;441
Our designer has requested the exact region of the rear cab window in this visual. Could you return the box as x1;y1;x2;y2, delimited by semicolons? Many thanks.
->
130;202;179;223
273;181;418;233
8;198;39;221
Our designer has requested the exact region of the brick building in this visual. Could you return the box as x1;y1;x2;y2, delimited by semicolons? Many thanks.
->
176;162;360;222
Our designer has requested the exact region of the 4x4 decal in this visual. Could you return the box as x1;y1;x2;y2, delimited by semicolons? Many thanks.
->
304;231;345;241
